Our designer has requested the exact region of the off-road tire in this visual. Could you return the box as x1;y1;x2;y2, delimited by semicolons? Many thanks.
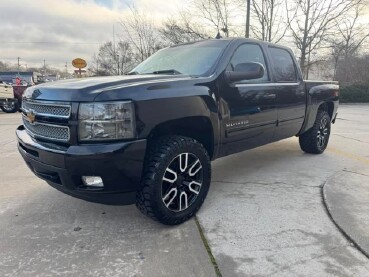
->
1;101;18;113
299;110;331;154
136;135;211;225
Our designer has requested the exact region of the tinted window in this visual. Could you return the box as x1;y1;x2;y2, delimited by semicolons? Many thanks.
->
229;44;268;82
269;47;297;82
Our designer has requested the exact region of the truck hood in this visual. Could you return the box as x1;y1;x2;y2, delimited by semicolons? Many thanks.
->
23;75;194;102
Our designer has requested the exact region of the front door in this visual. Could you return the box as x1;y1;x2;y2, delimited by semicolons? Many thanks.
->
220;43;277;155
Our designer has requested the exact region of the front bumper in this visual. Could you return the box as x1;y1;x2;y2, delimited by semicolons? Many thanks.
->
16;125;147;205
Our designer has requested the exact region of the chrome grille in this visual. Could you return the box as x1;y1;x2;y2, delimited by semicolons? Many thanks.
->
22;99;71;118
22;99;71;142
23;118;70;142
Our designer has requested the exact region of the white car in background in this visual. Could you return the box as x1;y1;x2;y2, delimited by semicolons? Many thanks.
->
0;81;18;113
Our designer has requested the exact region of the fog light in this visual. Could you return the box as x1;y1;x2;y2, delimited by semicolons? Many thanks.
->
82;176;104;187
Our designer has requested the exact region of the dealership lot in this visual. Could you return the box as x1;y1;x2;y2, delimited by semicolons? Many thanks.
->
1;105;369;276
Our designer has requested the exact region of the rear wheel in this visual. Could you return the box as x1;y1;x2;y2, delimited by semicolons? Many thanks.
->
299;110;331;154
136;135;211;225
0;101;18;113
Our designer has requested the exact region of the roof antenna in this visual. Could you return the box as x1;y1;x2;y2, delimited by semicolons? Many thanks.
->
215;32;222;39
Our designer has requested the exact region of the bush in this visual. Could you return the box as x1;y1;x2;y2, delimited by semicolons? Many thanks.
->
340;85;369;103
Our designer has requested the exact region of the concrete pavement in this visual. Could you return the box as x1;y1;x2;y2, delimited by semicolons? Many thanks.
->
0;112;216;277
1;104;369;276
197;104;369;276
324;167;369;258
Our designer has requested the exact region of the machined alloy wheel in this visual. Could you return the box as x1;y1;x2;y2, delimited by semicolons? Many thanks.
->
299;110;331;154
136;135;211;225
317;116;329;149
162;153;204;212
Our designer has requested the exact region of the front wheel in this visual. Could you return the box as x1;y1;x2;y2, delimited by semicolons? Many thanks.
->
136;136;211;225
299;110;331;154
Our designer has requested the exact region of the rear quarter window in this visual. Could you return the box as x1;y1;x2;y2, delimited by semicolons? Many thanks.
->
269;47;298;82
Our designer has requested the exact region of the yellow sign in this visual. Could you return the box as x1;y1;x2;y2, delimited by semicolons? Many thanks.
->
72;58;87;69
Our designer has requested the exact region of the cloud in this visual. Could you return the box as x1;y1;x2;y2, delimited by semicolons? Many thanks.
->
0;0;183;71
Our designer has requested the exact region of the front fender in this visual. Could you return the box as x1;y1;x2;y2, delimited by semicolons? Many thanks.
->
135;95;220;155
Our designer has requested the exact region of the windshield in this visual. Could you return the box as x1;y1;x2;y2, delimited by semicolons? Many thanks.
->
131;40;229;76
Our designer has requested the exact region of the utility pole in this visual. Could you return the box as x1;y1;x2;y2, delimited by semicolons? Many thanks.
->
43;59;46;78
65;62;68;79
245;0;251;38
17;57;20;74
113;24;115;53
96;60;99;75
306;42;312;80
117;54;120;75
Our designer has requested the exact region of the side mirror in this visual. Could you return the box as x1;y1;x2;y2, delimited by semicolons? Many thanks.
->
225;62;264;84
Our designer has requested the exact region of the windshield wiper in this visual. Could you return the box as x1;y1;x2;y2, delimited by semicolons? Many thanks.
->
151;69;182;75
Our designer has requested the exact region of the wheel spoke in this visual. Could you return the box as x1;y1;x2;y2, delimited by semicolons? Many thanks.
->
163;167;177;183
179;153;189;172
179;191;188;211
162;188;178;208
188;159;202;176
188;181;202;195
161;152;204;213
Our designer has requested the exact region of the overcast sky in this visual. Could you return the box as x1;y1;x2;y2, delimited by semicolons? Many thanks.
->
1;0;368;72
0;0;184;71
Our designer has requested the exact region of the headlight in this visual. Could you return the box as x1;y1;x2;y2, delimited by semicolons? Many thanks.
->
78;101;135;141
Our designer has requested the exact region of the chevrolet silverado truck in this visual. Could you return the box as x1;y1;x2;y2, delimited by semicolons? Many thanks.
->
17;38;339;225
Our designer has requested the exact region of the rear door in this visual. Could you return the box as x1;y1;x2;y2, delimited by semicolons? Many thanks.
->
268;47;306;140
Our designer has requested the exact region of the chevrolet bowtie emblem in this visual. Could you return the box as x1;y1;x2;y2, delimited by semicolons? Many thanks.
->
27;110;36;124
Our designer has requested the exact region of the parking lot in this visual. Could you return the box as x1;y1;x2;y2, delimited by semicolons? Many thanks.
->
1;104;369;277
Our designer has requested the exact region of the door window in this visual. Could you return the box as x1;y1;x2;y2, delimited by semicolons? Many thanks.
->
229;44;269;83
269;47;298;82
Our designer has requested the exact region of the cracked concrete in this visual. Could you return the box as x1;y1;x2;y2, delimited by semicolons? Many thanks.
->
197;104;369;276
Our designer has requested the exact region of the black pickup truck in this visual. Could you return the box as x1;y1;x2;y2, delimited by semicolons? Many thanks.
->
17;38;338;225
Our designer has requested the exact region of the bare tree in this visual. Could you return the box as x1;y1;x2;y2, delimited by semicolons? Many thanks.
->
330;4;369;80
91;40;135;76
193;0;243;37
336;54;369;85
287;0;361;78
0;61;11;71
160;13;210;44
250;0;296;43
120;7;164;63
